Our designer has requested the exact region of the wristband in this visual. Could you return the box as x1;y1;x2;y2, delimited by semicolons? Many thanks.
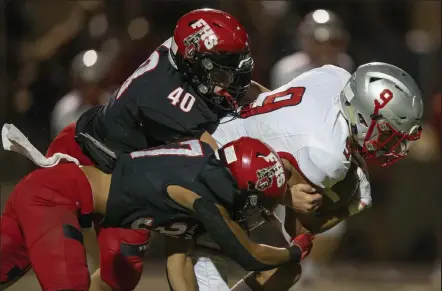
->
287;245;302;263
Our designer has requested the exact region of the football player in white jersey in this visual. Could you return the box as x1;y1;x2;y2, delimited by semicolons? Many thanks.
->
192;62;424;291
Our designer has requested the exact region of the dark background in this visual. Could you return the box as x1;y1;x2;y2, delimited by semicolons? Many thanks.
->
0;1;440;290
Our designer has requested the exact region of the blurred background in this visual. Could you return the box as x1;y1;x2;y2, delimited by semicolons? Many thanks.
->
0;0;440;290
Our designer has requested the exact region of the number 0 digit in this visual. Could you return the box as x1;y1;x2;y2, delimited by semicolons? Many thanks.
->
241;87;305;118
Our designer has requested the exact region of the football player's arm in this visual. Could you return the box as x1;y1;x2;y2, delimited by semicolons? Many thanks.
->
280;158;322;214
200;131;219;151
166;185;313;271
278;146;350;236
165;236;197;291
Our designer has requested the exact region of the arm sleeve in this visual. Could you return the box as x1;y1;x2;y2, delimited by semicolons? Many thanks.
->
193;198;298;271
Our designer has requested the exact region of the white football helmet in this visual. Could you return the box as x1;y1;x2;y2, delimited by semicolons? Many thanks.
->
339;62;423;166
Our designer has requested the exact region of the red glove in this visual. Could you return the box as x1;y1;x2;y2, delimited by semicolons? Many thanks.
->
290;232;315;260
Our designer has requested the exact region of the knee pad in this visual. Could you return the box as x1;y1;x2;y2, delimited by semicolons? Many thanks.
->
100;242;146;291
98;228;150;290
100;258;142;291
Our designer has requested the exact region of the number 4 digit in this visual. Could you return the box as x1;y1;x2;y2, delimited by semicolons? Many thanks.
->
167;87;196;112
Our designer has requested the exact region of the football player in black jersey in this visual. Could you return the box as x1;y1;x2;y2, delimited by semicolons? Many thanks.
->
75;8;255;173
0;137;313;291
44;8;258;290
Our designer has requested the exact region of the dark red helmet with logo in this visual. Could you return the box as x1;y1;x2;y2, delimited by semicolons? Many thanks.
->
170;8;253;112
218;137;287;203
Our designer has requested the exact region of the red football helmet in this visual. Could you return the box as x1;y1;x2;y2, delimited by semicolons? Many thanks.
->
170;8;253;112
218;137;288;211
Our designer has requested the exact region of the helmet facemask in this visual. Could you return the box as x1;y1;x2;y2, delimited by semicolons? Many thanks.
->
235;182;279;233
360;116;422;166
192;52;253;112
174;31;254;114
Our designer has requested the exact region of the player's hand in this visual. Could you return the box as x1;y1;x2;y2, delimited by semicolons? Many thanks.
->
289;183;322;214
291;232;315;260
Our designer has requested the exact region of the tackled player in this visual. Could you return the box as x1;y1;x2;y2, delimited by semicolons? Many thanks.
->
191;62;424;291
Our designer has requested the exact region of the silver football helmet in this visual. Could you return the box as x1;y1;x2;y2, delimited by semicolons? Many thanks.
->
339;62;423;166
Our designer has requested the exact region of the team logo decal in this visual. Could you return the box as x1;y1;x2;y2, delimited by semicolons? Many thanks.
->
184;32;200;58
255;166;275;191
255;152;286;191
184;18;219;58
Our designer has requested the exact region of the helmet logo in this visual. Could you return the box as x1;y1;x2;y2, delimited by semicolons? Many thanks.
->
184;19;219;57
255;152;286;191
255;167;274;191
183;32;199;58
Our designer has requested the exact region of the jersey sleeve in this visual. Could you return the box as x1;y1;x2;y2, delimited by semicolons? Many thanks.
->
278;145;350;189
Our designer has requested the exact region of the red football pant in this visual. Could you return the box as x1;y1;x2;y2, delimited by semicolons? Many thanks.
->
46;123;151;291
0;164;93;291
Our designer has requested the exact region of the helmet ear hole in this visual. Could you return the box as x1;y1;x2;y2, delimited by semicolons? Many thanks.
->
369;77;382;83
247;181;255;192
358;113;368;127
212;22;222;28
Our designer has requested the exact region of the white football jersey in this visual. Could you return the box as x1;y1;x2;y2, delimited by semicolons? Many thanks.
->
213;65;352;189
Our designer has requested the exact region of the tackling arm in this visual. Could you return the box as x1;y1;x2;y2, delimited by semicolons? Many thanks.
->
280;158;323;214
166;185;313;271
200;131;219;151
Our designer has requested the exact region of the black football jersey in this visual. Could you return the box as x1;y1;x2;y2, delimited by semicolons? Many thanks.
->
75;38;220;170
101;139;239;240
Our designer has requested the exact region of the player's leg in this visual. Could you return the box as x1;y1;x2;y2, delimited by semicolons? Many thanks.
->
97;227;151;291
13;164;93;290
12;170;92;291
0;202;31;290
192;250;230;291
22;206;90;291
46;122;101;273
192;233;231;291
